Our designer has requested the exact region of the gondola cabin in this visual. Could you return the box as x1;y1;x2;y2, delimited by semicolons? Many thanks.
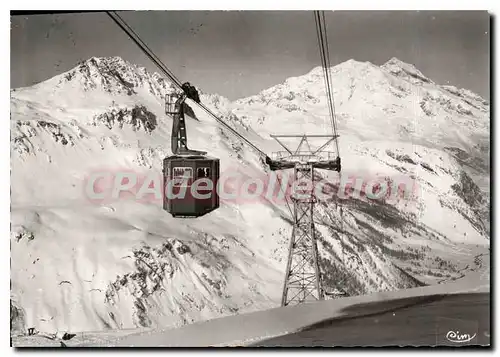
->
163;84;220;218
163;156;220;217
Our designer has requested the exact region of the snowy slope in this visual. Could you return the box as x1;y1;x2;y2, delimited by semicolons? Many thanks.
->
11;57;287;334
233;57;490;192
12;254;489;347
232;57;490;291
10;56;490;338
103;254;491;347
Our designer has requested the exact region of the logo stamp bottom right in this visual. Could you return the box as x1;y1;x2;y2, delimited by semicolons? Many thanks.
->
436;316;479;346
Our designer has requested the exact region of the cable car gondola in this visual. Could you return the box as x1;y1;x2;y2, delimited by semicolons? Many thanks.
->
163;83;219;218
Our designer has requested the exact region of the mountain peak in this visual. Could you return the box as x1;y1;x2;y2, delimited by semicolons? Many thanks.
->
383;57;410;67
77;56;142;79
308;59;368;75
34;55;175;99
82;56;135;71
381;57;433;85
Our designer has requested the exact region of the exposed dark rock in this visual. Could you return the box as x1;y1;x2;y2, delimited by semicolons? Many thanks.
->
92;105;157;133
451;170;483;208
10;300;26;335
420;162;436;174
386;150;417;165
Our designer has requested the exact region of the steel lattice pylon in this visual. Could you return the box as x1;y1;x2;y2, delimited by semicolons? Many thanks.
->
281;163;323;305
267;135;341;307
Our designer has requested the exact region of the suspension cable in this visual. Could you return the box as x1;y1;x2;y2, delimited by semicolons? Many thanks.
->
108;11;183;87
314;11;346;293
107;11;269;158
320;11;341;156
314;14;335;138
313;11;340;157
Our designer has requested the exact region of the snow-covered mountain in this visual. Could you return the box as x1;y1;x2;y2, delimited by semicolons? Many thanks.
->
232;57;489;190
10;56;490;337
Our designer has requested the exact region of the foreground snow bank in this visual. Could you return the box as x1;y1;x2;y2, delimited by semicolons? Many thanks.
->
80;261;489;347
12;255;488;348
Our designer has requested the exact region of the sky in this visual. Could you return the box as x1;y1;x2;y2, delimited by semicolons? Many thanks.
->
10;11;490;101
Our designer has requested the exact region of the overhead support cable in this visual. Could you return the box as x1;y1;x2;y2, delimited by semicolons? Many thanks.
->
320;11;340;155
314;11;347;297
106;11;269;158
313;11;340;156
